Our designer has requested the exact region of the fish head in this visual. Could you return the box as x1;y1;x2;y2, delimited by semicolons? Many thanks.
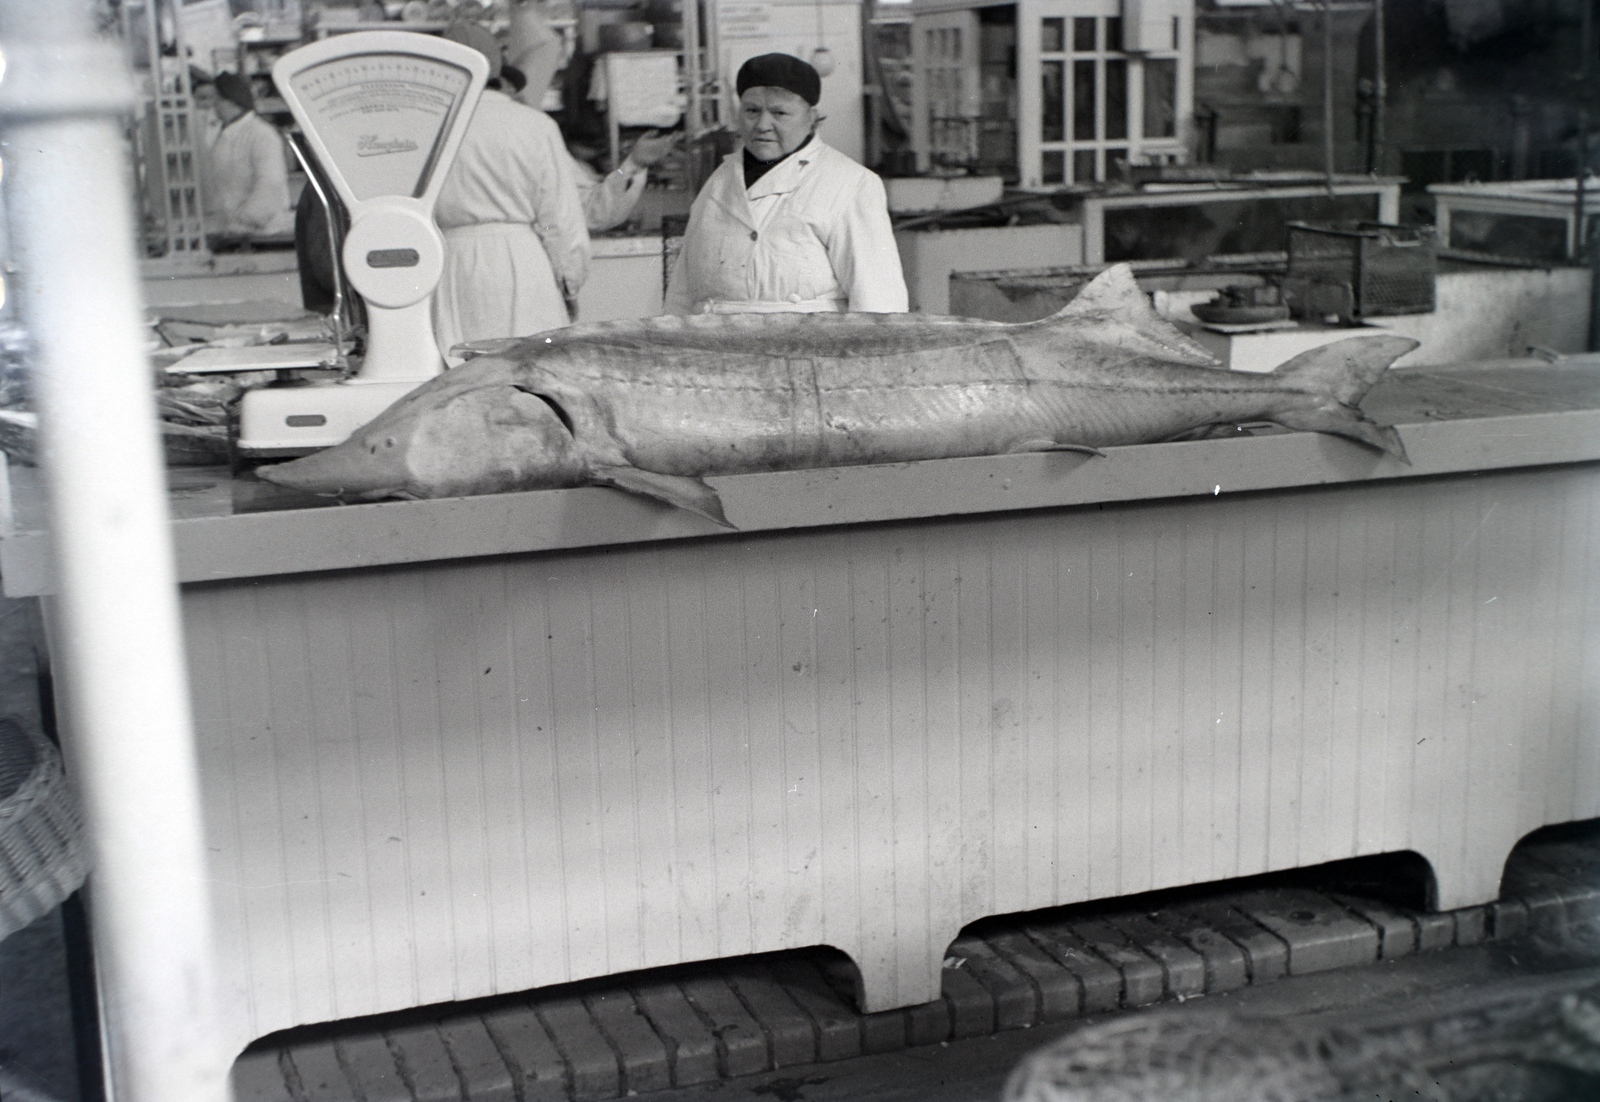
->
256;357;589;500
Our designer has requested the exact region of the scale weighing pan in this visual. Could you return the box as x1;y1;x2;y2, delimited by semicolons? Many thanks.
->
237;31;488;456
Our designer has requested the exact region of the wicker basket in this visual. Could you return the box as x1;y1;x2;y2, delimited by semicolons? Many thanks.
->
0;718;88;943
1285;221;1438;321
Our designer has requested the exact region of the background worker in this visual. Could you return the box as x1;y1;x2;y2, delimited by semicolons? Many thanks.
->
194;70;295;243
569;129;678;232
505;0;680;234
663;52;907;315
431;23;590;359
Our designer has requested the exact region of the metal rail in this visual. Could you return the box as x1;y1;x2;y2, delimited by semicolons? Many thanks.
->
0;1;230;1099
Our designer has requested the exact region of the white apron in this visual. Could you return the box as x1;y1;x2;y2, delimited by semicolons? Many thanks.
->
432;223;569;359
431;91;590;359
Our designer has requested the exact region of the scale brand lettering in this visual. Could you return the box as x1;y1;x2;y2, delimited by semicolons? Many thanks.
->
357;134;419;157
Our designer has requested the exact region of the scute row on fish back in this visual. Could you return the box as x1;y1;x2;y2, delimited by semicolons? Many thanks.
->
258;264;1418;527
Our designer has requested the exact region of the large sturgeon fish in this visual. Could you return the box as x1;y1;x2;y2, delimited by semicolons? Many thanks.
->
259;264;1416;526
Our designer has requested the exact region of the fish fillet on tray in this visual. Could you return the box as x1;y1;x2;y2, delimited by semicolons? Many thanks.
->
259;264;1416;527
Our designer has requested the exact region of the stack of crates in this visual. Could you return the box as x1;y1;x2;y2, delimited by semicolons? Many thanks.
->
1284;221;1438;322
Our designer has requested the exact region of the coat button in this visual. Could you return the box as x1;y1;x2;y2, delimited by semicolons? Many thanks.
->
750;230;758;241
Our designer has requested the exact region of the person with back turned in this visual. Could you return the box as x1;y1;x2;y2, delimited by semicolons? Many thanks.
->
663;52;907;315
430;23;589;360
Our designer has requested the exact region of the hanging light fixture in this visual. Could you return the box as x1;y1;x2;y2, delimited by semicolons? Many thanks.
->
811;0;835;75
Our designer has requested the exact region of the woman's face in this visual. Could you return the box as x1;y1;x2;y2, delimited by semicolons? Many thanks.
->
737;86;817;162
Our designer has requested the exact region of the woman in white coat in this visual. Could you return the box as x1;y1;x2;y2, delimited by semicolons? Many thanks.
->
195;71;295;240
431;24;590;360
663;53;907;315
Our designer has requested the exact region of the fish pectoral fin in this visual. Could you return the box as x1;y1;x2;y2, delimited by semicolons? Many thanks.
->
1005;437;1107;458
453;337;524;360
591;465;735;528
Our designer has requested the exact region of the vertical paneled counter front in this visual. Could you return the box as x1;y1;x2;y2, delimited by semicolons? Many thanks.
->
4;360;1599;1060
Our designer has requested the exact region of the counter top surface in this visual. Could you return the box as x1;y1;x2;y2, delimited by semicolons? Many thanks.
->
4;360;1598;596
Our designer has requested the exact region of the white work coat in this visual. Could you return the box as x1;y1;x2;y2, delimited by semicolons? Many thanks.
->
570;154;648;233
663;138;908;315
432;90;590;359
206;111;295;237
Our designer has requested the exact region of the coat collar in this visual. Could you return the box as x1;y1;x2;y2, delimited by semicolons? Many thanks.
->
707;138;829;230
745;136;824;200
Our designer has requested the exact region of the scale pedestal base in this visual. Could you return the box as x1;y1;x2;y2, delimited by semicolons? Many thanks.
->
237;379;427;457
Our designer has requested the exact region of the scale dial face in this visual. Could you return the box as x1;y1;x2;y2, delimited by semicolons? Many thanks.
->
287;52;473;203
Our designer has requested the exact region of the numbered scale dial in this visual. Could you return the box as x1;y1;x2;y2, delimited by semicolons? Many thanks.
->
285;51;474;204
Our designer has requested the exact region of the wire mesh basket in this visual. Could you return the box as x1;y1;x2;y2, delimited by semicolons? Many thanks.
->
1285;221;1438;321
0;718;87;943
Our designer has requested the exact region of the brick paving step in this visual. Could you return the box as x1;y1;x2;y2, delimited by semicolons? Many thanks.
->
678;975;769;1079
1146;908;1250;994
235;829;1600;1102
480;1004;567;1102
1230;889;1380;976
436;1015;516;1102
981;929;1082;1022
630;979;721;1088
536;994;620;1102
333;1034;405;1102
385;1023;460;1102
765;957;862;1062
583;990;671;1096
722;963;818;1069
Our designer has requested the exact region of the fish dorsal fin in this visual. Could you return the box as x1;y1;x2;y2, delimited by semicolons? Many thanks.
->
1053;263;1219;367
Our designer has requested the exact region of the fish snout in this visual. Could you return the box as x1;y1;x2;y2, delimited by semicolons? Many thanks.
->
255;426;413;499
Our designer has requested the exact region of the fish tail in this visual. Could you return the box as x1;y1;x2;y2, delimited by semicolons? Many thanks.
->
1273;335;1418;462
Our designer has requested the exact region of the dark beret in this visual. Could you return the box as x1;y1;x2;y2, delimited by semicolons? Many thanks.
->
214;71;254;111
735;53;821;106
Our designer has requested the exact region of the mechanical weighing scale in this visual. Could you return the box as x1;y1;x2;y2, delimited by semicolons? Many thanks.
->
235;31;488;455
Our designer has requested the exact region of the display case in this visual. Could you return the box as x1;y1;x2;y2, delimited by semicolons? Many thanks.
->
1430;178;1600;263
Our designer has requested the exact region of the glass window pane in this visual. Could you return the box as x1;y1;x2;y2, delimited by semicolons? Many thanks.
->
1143;58;1178;138
1074;59;1096;140
1041;149;1065;185
1105;17;1123;52
1041;17;1064;53
1105;58;1127;140
1041;61;1064;142
1106;147;1128;179
1073;149;1097;183
1074;17;1096;52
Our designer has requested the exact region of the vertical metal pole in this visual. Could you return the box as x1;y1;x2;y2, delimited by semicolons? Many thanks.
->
1582;0;1600;350
0;2;230;1100
1579;109;1589;260
1372;0;1385;176
1323;0;1336;184
684;0;706;193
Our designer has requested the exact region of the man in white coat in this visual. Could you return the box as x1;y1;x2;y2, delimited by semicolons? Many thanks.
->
663;53;907;315
196;71;295;240
431;24;590;360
